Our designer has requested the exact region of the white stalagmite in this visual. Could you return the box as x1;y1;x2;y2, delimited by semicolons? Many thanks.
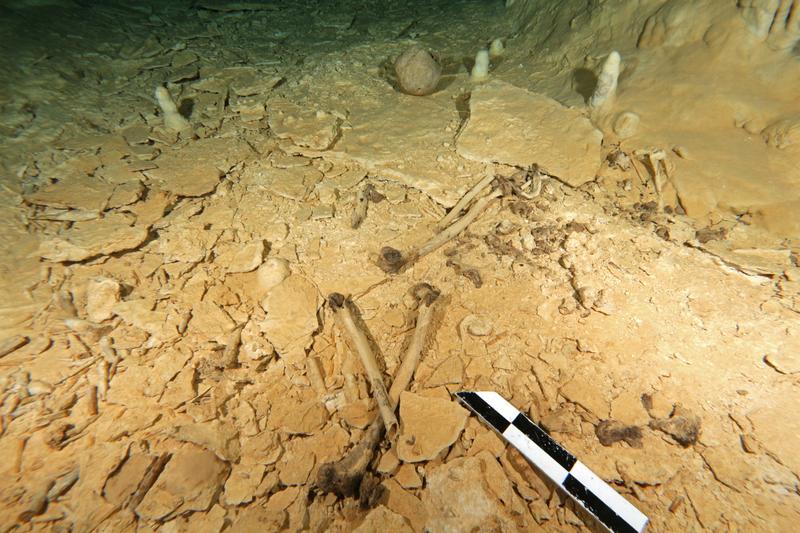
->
590;51;621;109
471;49;490;81
489;38;505;58
155;85;191;132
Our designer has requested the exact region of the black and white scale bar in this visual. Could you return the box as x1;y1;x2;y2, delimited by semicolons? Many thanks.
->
456;391;649;533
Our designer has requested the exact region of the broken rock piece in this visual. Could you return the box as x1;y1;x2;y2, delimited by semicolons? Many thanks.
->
223;463;266;505
267;398;328;435
260;275;321;366
354;506;414;533
456;80;603;187
24;175;116;212
86;277;122;322
38;213;150;262
214;240;266;273
135;444;230;521
396;391;469;462
172;419;241;461
144;137;251;197
268;100;341;151
423;455;524;532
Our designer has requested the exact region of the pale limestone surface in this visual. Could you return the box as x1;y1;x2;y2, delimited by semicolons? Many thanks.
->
260;275;321;367
397;391;469;462
1;0;799;531
457;80;603;187
143;138;252;197
37;213;150;262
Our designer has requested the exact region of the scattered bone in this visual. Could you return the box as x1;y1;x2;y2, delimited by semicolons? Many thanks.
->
47;469;80;501
26;380;53;396
351;182;384;229
437;172;495;230
460;315;493;337
613;111;640;138
378;187;502;273
635;148;669;210
135;445;229;521
18;481;53;523
96;360;109;402
220;325;243;369
328;293;397;438
595;419;643;447
317;286;442;498
388;284;440;405
446;256;483;287
649;404;701;447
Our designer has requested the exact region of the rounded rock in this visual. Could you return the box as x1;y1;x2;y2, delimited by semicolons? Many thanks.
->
256;258;290;292
394;46;442;96
613;111;640;139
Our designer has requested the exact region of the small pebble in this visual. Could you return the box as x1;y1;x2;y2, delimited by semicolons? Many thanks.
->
463;315;492;337
27;380;54;396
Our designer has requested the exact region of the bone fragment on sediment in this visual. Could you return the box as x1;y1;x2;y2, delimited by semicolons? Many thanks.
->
418;188;502;257
437;171;495;230
388;284;440;405
329;294;398;438
351;183;372;229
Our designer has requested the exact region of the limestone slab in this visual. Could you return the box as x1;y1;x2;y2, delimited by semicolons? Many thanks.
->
260;275;320;366
135;444;230;520
396;391;468;462
38;213;149;262
457;81;603;187
144;137;251;197
268;100;341;151
328;93;484;207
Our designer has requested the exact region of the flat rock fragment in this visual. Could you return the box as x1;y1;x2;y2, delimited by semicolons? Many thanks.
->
423;454;523;532
254;165;323;201
748;390;800;476
196;0;279;11
144;137;251;197
765;348;800;374
86;277;122;322
135;444;230;521
268;100;341;150
456;80;603;187
214;240;266;273
396;391;469;462
331;95;482;206
25;175;116;211
38;213;149;262
172;420;241;461
354;506;414;533
260;275;321;366
268;399;327;435
223;463;266;505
